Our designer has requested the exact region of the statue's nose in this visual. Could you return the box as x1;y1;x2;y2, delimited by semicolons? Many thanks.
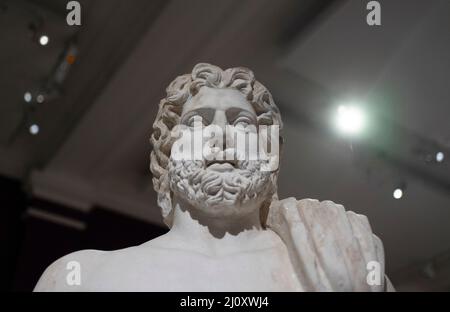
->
211;110;230;150
212;110;228;129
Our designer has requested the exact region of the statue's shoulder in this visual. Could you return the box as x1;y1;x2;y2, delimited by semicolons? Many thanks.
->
33;237;175;291
268;197;378;237
33;249;105;292
267;197;390;291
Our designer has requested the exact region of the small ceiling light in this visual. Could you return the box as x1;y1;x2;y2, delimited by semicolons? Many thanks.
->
436;152;444;163
36;94;45;103
39;35;49;46
393;188;403;199
335;104;366;135
24;92;32;103
29;124;39;135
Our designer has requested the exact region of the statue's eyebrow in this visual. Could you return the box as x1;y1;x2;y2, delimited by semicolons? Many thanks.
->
180;108;215;125
226;107;257;123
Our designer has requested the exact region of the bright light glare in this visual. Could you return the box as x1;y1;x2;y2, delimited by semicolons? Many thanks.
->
436;152;444;162
36;94;45;103
393;188;403;199
336;105;365;135
24;92;32;103
39;35;49;46
29;124;39;135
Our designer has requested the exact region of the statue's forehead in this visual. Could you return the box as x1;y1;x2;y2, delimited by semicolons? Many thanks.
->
182;87;255;115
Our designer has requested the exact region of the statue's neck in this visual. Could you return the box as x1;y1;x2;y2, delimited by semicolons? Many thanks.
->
167;195;270;256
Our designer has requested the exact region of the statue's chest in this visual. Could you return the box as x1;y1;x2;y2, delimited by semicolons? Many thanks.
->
180;254;302;291
148;250;302;291
88;249;303;291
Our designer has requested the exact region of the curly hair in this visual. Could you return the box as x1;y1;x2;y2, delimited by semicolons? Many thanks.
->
150;63;283;227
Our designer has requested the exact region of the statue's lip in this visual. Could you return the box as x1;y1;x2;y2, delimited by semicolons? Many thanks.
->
206;159;237;167
206;160;236;172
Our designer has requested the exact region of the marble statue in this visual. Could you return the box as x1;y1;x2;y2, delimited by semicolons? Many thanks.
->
34;63;394;292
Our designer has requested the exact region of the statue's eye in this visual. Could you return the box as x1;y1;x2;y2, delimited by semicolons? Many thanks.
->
184;115;206;127
233;117;252;128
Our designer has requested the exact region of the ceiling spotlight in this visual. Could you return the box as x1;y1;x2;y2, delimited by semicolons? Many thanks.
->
36;94;45;103
29;124;39;135
335;105;365;135
393;188;403;200
39;35;49;46
436;152;444;163
24;92;32;103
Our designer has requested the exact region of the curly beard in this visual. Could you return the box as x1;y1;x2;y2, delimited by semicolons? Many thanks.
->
168;157;277;217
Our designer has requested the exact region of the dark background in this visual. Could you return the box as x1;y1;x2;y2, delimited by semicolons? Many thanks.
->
1;0;450;291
